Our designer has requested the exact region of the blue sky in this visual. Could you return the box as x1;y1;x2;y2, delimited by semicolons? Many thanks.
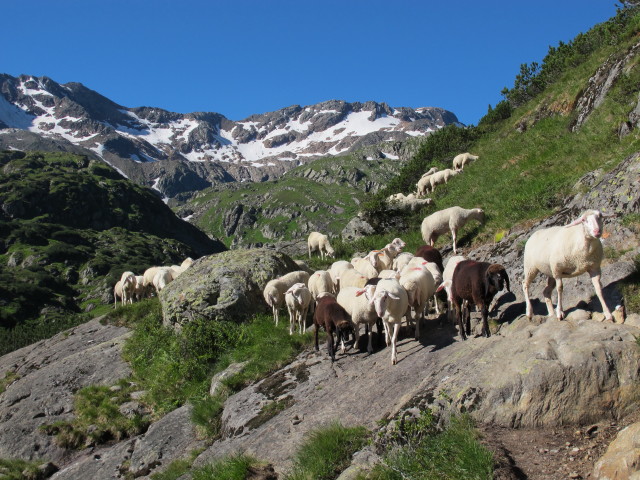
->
2;1;618;126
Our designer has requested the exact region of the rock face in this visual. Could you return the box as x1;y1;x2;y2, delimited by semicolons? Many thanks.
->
160;248;301;328
0;318;131;463
593;421;640;479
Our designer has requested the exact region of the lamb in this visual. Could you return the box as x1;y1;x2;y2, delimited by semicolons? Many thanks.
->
308;270;335;300
314;295;356;361
337;285;380;354
446;260;510;340
370;278;409;365
308;231;335;260
263;270;311;325
522;209;613;322
391;237;407;249
398;265;436;340
421;206;486;254
285;283;313;335
452;152;479;171
429;168;461;191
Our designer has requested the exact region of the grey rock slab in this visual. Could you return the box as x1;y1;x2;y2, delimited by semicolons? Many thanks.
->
0;318;131;463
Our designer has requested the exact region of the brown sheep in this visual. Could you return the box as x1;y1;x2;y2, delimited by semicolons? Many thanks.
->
314;295;355;362
414;244;444;272
448;260;510;340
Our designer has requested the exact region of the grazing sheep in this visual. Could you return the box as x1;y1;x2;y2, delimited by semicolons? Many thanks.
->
389;194;433;212
429;168;460;191
447;260;510;340
370;278;409;365
308;270;335;300
337;285;380;354
421;206;485;254
285;283;313;335
314;295;356;361
142;266;163;291
399;265;436;340
522;209;613;321
120;271;137;304
416;171;438;196
263;270;311;325
308;231;335;260
452;152;479;171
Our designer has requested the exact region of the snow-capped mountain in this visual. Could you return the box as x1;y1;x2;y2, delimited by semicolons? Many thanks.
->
0;74;459;199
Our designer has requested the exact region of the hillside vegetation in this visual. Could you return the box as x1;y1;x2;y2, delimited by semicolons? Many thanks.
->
0;150;226;355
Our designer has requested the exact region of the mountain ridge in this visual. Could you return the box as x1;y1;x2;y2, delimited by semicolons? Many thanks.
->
0;74;459;199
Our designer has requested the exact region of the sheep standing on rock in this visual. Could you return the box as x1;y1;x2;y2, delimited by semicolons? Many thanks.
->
308;232;335;260
399;265;436;340
522;209;613;322
337;285;380;354
429;168;460;191
263;271;311;326
453;152;479;171
445;260;510;340
285;283;312;335
308;270;335;300
421;206;485;254
370;278;409;365
314;295;355;362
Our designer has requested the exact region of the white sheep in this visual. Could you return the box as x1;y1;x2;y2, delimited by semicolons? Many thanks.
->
393;252;414;272
351;255;379;279
308;270;335;300
391;237;407;249
441;255;468;322
370;278;409;365
522;209;613;321
421;167;438;178
133;275;147;301
113;280;124;308
420;206;485;254
399;265;436;340
153;268;173;293
308;231;335;260
400;259;443;315
263;270;311;325
285;283;313;335
329;260;353;292
429;168;461;191
120;271;136;304
453;152;479;171
169;257;194;279
142;266;163;290
338;268;369;289
417;173;436;197
388;194;433;212
337;285;379;354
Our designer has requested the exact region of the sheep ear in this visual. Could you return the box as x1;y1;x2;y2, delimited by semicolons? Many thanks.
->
436;280;450;293
388;293;400;301
355;288;365;297
565;214;585;228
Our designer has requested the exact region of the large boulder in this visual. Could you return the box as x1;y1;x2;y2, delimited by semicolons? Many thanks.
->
593;421;640;479
160;248;300;329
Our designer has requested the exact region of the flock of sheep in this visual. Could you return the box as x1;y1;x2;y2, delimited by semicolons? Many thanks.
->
263;152;614;365
113;257;194;307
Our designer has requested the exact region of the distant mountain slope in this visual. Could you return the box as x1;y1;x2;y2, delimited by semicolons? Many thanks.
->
0;150;226;352
0;74;459;199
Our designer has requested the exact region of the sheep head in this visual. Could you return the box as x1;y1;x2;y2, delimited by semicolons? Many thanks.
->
485;264;510;297
370;289;400;318
565;210;605;239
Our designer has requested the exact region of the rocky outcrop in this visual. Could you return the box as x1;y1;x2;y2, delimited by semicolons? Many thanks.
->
0;319;131;463
341;216;375;241
593;422;640;479
160;248;300;329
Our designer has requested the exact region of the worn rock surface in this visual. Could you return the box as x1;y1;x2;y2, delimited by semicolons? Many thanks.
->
593;421;640;479
0;318;131;463
160;248;300;328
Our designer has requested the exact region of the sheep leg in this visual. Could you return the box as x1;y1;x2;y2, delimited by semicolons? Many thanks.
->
454;301;467;341
589;270;613;321
314;323;320;351
451;228;458;254
481;304;490;337
367;327;374;354
327;330;335;362
465;305;472;337
554;277;565;320
522;267;539;319
390;322;400;365
383;320;391;346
